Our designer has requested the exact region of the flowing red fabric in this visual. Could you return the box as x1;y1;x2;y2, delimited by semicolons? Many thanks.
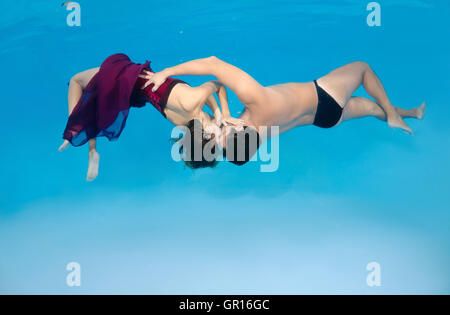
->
63;53;161;146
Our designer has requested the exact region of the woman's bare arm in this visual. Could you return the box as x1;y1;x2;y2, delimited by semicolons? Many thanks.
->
200;80;226;118
201;80;244;127
216;82;230;117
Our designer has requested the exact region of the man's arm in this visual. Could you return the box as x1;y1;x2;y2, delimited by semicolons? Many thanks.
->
143;57;266;106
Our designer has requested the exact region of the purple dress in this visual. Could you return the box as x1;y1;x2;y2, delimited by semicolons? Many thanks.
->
63;53;185;147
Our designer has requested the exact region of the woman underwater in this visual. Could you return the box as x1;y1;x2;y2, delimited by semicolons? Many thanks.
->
59;53;242;181
141;56;426;164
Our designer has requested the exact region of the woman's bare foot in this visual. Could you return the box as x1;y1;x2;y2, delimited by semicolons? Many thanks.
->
387;111;413;135
416;102;427;120
58;140;70;152
86;150;100;182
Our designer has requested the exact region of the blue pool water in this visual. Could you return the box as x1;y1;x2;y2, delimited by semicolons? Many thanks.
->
0;0;449;294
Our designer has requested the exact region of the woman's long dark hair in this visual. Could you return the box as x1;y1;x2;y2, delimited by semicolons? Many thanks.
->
172;119;219;169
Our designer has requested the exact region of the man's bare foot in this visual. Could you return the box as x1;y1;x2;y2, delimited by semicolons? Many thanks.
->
58;140;70;152
416;102;427;120
387;112;413;135
86;150;100;182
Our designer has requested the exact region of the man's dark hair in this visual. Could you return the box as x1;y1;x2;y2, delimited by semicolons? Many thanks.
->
223;126;260;166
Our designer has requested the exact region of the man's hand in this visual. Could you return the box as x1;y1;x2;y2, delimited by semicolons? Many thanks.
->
138;69;169;91
222;115;245;128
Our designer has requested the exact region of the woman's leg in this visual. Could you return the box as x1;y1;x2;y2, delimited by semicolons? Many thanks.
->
68;78;100;181
339;96;426;123
60;73;101;181
58;78;84;152
317;61;413;134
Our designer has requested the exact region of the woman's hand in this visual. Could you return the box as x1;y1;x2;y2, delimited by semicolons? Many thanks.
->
213;109;223;127
138;69;169;91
